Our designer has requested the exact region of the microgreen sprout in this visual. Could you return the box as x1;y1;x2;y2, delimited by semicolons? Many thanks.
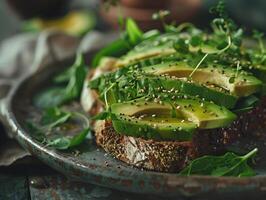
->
189;53;209;78
104;83;116;111
229;61;240;84
152;10;170;27
175;22;195;33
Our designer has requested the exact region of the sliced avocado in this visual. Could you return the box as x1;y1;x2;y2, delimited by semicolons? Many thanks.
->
23;11;95;36
112;116;197;141
142;61;262;97
101;73;238;109
111;98;236;129
168;78;237;109
110;98;236;140
115;33;179;67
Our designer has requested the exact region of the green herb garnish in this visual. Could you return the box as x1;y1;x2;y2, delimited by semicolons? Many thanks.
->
92;18;143;67
27;107;90;150
34;54;87;108
179;148;258;177
46;128;90;150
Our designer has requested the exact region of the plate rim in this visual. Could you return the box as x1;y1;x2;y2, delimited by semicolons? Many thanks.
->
2;57;266;197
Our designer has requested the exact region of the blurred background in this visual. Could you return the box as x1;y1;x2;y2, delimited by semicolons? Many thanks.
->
0;0;266;42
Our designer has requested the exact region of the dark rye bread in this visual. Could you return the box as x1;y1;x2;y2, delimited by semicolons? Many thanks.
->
95;120;196;172
94;98;266;172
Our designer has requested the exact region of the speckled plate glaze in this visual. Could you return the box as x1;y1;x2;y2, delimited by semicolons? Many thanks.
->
1;55;266;198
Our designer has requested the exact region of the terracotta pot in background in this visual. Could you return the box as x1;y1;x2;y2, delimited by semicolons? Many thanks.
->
100;0;201;31
6;0;70;19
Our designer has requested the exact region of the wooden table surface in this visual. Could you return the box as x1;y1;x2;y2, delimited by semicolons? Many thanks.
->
0;160;191;200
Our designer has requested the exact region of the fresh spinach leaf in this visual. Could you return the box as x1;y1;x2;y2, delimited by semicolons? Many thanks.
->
53;68;72;83
69;128;90;148
126;18;143;45
27;107;90;150
47;128;90;150
92;18;143;67
179;148;258;177
64;54;87;100
41;107;71;128
33;87;66;108
233;95;259;113
34;54;87;108
91;38;130;67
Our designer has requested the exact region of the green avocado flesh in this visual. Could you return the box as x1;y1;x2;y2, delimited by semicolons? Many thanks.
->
91;70;238;109
110;98;236;140
90;24;265;141
116;33;178;67
112;116;197;141
142;61;262;97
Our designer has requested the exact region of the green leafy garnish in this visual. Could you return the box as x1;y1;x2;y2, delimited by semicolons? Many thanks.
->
41;107;71;128
34;54;87;108
33;87;66;109
179;148;258;177
152;10;170;27
126;18;143;45
46;128;90;150
53;68;72;83
189;53;209;77
92;18;143;67
91;38;130;67
27;107;90;150
233;95;259;113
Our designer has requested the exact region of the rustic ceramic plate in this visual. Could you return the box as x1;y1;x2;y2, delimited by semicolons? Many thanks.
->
1;55;266;198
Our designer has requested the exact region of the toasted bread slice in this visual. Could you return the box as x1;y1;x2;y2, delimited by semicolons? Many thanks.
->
93;98;266;172
95;120;198;172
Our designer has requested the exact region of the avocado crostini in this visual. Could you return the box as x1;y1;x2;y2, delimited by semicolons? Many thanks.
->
81;10;266;172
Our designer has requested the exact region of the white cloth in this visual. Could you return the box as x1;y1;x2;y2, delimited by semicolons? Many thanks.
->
0;30;115;166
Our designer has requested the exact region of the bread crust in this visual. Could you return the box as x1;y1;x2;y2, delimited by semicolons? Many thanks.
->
95;120;197;172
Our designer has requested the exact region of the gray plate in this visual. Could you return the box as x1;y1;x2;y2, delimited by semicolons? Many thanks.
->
1;55;266;198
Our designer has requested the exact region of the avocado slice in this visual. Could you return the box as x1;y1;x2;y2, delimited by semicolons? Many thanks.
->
115;33;179;67
94;71;238;109
110;98;236;140
112;115;197;141
142;61;262;97
23;11;95;36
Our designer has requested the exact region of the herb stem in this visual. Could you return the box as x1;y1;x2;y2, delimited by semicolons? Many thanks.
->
72;112;90;126
242;148;258;160
175;22;195;32
104;83;115;110
235;60;240;78
219;35;231;54
189;53;209;77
